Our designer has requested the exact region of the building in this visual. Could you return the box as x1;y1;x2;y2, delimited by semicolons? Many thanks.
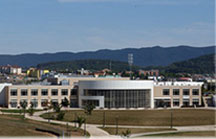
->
0;83;12;107
154;82;203;108
78;80;154;109
0;65;22;75
0;77;204;109
7;84;76;109
27;68;49;79
138;70;159;76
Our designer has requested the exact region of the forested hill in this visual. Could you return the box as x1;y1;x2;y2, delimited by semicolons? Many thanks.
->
0;45;215;67
37;59;140;72
145;54;215;74
37;54;214;74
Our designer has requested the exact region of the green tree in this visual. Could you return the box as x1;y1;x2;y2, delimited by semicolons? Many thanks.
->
56;111;65;120
76;116;86;129
28;102;34;116
121;129;131;138
83;103;95;115
20;100;28;119
61;97;70;107
52;103;62;113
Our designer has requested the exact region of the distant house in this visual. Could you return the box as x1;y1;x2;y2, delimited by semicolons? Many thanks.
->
139;69;159;76
0;65;22;75
178;77;192;82
27;68;49;79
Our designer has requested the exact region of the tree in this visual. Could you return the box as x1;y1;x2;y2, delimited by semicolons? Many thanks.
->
28;102;34;116
52;103;62;113
121;129;131;138
20;100;28;119
61;97;70;107
83;103;95;115
76;116;86;129
56;111;65;120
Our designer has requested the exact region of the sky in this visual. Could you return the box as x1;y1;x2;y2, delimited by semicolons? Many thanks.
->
0;0;215;54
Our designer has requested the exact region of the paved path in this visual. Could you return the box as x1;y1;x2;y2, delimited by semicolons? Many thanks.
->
25;110;115;138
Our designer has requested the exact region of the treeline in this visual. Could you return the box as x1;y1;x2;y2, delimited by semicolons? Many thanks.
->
37;59;140;73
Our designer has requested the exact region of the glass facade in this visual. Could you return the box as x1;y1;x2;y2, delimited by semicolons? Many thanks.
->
83;89;151;108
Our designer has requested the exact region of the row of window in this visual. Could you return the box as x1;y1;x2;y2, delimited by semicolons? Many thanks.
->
10;89;77;96
162;89;199;96
10;99;67;108
155;98;199;107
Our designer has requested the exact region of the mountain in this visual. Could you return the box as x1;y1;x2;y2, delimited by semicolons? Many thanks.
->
37;59;140;72
0;45;215;67
145;54;215;74
38;54;214;74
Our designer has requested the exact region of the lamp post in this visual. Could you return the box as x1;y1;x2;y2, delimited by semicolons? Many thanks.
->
170;109;173;129
103;111;106;128
84;117;87;136
115;116;119;135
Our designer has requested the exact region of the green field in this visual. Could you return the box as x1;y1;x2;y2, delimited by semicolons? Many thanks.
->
144;131;216;137
100;127;176;135
41;109;215;126
0;114;86;137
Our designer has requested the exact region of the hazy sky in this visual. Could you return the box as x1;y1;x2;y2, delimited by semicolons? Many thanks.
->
0;0;215;54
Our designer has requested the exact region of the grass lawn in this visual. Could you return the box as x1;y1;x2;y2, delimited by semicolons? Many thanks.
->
99;127;176;135
41;109;215;126
144;131;216;137
0;114;87;137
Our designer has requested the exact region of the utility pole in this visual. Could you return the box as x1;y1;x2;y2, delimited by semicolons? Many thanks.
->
84;118;86;136
109;61;112;71
128;54;133;80
115;116;119;135
170;109;173;129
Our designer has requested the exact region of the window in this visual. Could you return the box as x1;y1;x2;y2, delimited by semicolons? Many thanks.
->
20;99;27;103
21;89;28;96
192;99;199;106
51;89;58;96
51;99;58;106
163;89;170;95
10;99;17;108
173;89;179;96
41;99;48;107
10;89;17;96
183;99;190;106
183;89;190;96
192;89;199;96
71;89;78;95
61;89;68;96
173;99;179;106
31;99;38;108
41;89;48;96
82;100;99;107
31;89;38;96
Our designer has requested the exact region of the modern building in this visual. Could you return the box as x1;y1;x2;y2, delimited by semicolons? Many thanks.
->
78;80;154;109
0;77;204;109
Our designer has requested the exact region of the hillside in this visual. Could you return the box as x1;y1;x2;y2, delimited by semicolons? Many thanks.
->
0;45;215;67
37;54;214;74
145;54;215;74
37;59;140;72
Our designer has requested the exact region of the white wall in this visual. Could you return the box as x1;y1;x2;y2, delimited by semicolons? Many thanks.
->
0;83;11;107
78;80;154;108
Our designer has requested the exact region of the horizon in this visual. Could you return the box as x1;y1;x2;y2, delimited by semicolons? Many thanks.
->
0;0;215;54
0;45;215;55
